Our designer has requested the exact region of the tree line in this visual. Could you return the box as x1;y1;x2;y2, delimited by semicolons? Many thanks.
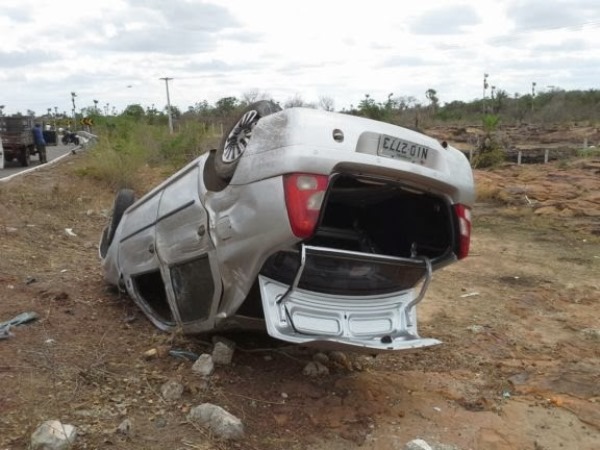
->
8;87;599;132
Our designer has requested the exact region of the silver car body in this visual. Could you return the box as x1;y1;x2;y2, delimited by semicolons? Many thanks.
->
101;108;474;352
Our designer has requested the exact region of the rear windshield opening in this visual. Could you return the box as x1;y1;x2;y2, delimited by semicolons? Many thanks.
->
311;175;454;260
260;174;455;295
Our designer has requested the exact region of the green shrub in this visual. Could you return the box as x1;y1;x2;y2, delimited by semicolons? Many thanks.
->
576;147;600;158
77;119;215;190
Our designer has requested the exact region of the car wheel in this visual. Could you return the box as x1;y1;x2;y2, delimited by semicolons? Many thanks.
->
100;189;135;258
19;147;31;167
215;100;282;181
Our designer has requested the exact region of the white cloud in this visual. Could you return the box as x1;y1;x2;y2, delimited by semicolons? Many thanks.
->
0;0;598;115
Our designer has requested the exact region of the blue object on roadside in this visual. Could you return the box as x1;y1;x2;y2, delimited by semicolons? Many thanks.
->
0;311;39;340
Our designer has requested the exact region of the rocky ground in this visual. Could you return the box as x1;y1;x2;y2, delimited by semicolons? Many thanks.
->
0;149;598;450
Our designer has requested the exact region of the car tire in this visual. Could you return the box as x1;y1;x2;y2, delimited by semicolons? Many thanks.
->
100;189;135;258
19;147;31;167
215;100;282;181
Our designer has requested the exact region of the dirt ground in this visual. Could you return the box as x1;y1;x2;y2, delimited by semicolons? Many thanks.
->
0;150;598;450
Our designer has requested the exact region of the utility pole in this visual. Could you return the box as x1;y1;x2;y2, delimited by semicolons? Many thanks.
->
71;92;77;129
482;73;489;114
160;77;174;134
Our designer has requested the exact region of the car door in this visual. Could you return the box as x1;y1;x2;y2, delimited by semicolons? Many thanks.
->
154;163;222;332
117;191;173;329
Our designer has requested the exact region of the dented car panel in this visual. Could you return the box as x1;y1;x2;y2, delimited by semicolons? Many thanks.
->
100;107;474;352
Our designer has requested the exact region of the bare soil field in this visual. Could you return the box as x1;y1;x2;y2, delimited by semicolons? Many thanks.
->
1;150;598;450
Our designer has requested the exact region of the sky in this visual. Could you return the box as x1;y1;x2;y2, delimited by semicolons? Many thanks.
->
0;0;599;116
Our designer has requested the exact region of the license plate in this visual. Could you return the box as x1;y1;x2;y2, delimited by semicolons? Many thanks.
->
377;135;432;164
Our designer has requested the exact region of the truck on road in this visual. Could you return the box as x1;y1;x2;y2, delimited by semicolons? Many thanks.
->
0;116;40;167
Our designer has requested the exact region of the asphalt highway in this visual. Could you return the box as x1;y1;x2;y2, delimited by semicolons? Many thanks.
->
0;142;80;181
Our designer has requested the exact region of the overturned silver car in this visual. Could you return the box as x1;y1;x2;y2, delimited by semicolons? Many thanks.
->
99;102;474;351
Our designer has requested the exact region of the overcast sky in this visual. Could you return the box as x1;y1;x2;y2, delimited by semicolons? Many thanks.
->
1;0;598;116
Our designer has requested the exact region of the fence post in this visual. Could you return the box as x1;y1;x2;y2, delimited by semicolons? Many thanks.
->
517;151;522;165
469;148;473;162
544;149;549;164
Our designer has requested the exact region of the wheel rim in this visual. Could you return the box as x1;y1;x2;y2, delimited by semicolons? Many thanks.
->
222;110;259;163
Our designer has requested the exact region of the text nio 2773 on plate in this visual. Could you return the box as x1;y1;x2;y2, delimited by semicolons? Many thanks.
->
99;104;475;352
377;134;432;164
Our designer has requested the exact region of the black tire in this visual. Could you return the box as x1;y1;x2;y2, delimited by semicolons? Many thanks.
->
74;136;80;145
215;100;282;181
19;147;31;167
99;189;135;258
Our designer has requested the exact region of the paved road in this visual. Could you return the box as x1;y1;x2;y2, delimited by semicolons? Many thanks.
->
0;142;80;180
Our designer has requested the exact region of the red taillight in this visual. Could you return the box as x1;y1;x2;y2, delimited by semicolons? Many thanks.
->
454;203;472;259
284;173;329;238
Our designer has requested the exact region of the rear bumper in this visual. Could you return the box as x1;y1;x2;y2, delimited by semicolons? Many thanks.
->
258;245;441;352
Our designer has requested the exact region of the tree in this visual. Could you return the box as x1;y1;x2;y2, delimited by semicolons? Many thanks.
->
123;104;145;119
215;97;238;117
284;94;314;108
357;94;392;122
494;89;508;113
425;88;439;113
240;89;272;106
318;96;335;112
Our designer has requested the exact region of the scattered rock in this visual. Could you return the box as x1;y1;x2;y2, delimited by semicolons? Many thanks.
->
405;439;433;450
161;379;184;401
312;352;329;365
64;228;77;237
143;345;171;359
192;354;214;376
353;355;375;371
116;418;134;437
31;420;77;450
187;403;244;440
143;348;158;359
212;338;235;365
302;361;329;377
467;325;485;334
329;351;352;370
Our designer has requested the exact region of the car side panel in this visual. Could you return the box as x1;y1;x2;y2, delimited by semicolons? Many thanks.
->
154;164;222;331
202;175;298;321
118;193;162;276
